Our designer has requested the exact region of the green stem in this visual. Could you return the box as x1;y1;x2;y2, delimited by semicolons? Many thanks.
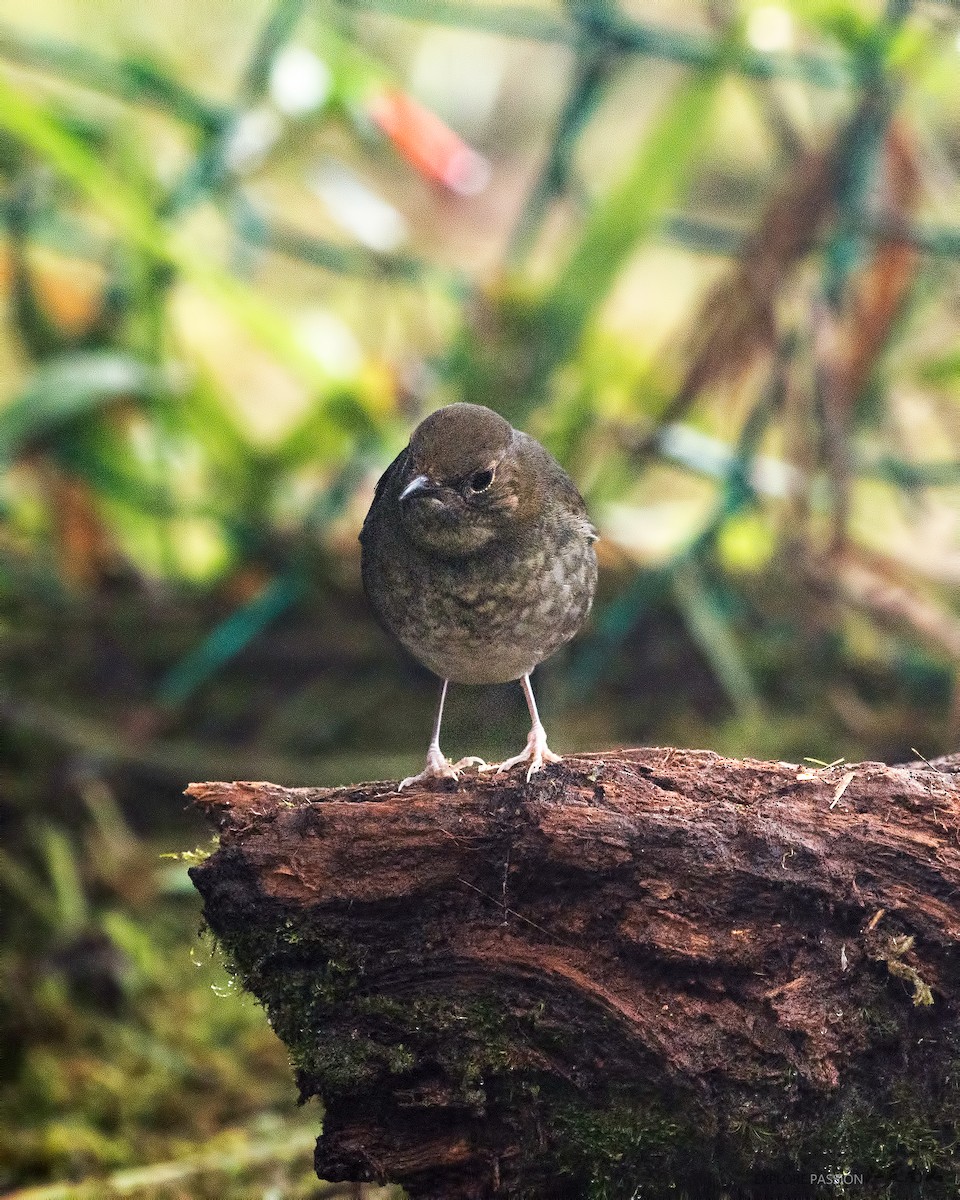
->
0;22;223;130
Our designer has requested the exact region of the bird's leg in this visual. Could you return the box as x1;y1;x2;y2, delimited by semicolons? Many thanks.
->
482;673;562;782
398;680;486;790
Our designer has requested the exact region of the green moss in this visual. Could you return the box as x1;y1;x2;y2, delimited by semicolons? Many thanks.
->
296;1036;388;1094
548;1094;706;1200
159;840;218;865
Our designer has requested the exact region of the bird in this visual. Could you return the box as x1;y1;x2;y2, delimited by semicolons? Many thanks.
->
360;402;597;788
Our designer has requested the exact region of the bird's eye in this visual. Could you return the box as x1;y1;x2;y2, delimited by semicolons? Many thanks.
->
468;469;494;493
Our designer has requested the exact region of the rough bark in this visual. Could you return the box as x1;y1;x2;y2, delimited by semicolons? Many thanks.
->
187;749;960;1200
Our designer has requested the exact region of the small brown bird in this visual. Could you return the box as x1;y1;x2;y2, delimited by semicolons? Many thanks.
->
360;403;597;787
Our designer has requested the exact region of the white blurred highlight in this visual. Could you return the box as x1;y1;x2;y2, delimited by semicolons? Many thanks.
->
269;45;332;117
296;309;364;379
224;107;282;174
311;161;408;253
746;5;794;53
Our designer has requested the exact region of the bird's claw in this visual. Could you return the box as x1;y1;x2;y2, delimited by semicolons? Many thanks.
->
398;750;486;791
451;756;487;772
480;726;562;782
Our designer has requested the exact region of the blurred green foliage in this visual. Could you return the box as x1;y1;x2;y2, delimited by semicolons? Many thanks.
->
2;0;960;1193
0;781;321;1196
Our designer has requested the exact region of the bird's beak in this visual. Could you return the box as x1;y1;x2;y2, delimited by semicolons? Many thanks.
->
400;474;432;501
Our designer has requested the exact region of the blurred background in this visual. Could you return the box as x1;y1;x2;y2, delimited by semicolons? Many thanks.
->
2;0;960;1194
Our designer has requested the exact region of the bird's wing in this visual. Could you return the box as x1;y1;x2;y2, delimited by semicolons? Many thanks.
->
359;447;407;546
530;437;598;544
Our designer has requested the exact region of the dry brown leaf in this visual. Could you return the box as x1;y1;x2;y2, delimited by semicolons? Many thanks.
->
47;467;117;589
833;118;921;406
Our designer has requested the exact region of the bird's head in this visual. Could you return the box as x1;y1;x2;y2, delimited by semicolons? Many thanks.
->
397;403;531;556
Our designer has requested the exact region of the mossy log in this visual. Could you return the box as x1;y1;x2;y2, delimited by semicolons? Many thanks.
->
187;749;960;1199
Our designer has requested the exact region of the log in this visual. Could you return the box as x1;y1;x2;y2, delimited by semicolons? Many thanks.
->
187;749;960;1199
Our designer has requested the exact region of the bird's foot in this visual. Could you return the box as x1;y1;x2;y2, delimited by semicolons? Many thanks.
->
398;749;486;791
481;725;562;782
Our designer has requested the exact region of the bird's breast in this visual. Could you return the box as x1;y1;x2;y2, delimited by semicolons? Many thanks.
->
363;513;597;685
